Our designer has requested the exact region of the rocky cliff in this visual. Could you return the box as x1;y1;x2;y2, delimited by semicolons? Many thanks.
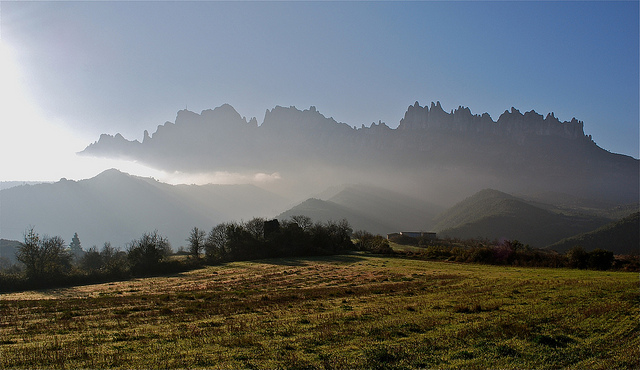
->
80;101;639;205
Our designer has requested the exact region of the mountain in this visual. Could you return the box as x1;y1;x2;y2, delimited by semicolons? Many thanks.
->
0;181;49;191
277;198;391;235
0;239;21;265
276;185;442;235
80;102;639;206
547;212;639;255
433;189;611;247
0;169;287;250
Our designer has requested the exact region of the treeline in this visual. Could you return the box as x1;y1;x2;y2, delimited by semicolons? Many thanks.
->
0;217;355;293
391;236;639;271
189;216;353;263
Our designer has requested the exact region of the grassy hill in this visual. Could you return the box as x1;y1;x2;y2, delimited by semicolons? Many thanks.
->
434;189;610;247
547;212;639;254
278;185;442;235
0;254;637;368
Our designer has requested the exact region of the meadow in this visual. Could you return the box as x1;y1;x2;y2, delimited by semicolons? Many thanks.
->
0;253;637;369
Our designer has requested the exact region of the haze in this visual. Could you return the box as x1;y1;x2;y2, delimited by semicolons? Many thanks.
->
0;1;638;185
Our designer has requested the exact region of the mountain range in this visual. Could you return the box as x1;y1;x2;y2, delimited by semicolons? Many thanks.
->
0;169;285;249
2;101;637;258
1;169;636;256
80;102;639;206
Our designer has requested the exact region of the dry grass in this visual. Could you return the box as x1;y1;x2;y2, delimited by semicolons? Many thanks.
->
1;253;637;368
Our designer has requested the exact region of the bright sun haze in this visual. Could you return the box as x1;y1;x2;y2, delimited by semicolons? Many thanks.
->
0;40;167;182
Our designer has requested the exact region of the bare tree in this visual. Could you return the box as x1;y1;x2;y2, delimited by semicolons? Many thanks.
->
16;228;71;279
290;215;313;232
187;227;206;258
205;223;230;263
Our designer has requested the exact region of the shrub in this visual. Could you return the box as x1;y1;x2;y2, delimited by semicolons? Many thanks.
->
16;228;72;281
567;246;589;269
587;248;614;270
353;230;393;254
127;231;171;275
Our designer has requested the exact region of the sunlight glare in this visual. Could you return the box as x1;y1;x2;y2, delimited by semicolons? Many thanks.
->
0;40;166;182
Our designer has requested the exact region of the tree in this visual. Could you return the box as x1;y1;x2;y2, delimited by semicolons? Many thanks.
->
310;219;353;254
187;227;206;259
16;228;72;280
127;231;170;275
244;218;266;240
353;230;393;254
567;246;588;269
205;223;230;263
69;232;84;262
290;215;313;232
100;242;127;276
588;248;614;270
80;246;103;272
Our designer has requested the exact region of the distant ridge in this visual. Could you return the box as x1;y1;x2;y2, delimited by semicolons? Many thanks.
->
547;212;639;255
276;184;443;235
0;169;287;249
80;102;639;205
434;189;611;247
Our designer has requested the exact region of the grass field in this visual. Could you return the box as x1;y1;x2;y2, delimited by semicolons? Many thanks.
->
1;253;638;368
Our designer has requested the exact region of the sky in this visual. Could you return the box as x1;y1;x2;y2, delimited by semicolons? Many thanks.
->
0;0;638;183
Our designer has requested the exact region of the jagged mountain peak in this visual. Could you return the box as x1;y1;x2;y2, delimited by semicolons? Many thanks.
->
79;100;638;205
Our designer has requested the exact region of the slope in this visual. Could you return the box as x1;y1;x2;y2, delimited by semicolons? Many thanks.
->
276;198;392;235
547;212;639;255
325;184;443;232
80;102;639;206
0;239;21;264
276;185;441;235
434;189;610;247
0;169;287;249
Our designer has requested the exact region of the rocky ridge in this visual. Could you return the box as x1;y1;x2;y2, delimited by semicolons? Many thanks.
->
80;101;639;205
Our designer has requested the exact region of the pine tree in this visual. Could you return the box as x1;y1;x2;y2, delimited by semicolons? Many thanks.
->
69;232;84;261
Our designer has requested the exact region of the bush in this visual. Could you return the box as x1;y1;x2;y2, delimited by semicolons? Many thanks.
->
567;246;589;269
203;217;354;263
353;230;393;254
127;231;171;275
587;248;614;270
16;228;72;281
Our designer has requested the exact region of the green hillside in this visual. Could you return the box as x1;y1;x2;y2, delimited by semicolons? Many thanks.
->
548;212;639;254
434;189;518;231
434;189;610;247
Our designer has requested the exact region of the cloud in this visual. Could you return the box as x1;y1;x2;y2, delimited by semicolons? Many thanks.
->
157;170;281;186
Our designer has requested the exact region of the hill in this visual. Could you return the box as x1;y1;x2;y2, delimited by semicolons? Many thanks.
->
0;169;287;249
547;212;639;255
0;239;20;265
277;185;442;235
79;102;639;206
434;189;610;247
277;198;391;235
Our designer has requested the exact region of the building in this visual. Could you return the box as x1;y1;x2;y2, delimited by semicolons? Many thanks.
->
387;231;436;240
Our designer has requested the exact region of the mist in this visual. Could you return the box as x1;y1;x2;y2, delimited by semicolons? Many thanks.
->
2;101;638;252
80;102;639;207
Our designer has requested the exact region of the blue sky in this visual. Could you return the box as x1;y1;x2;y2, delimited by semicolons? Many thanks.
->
0;1;638;181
